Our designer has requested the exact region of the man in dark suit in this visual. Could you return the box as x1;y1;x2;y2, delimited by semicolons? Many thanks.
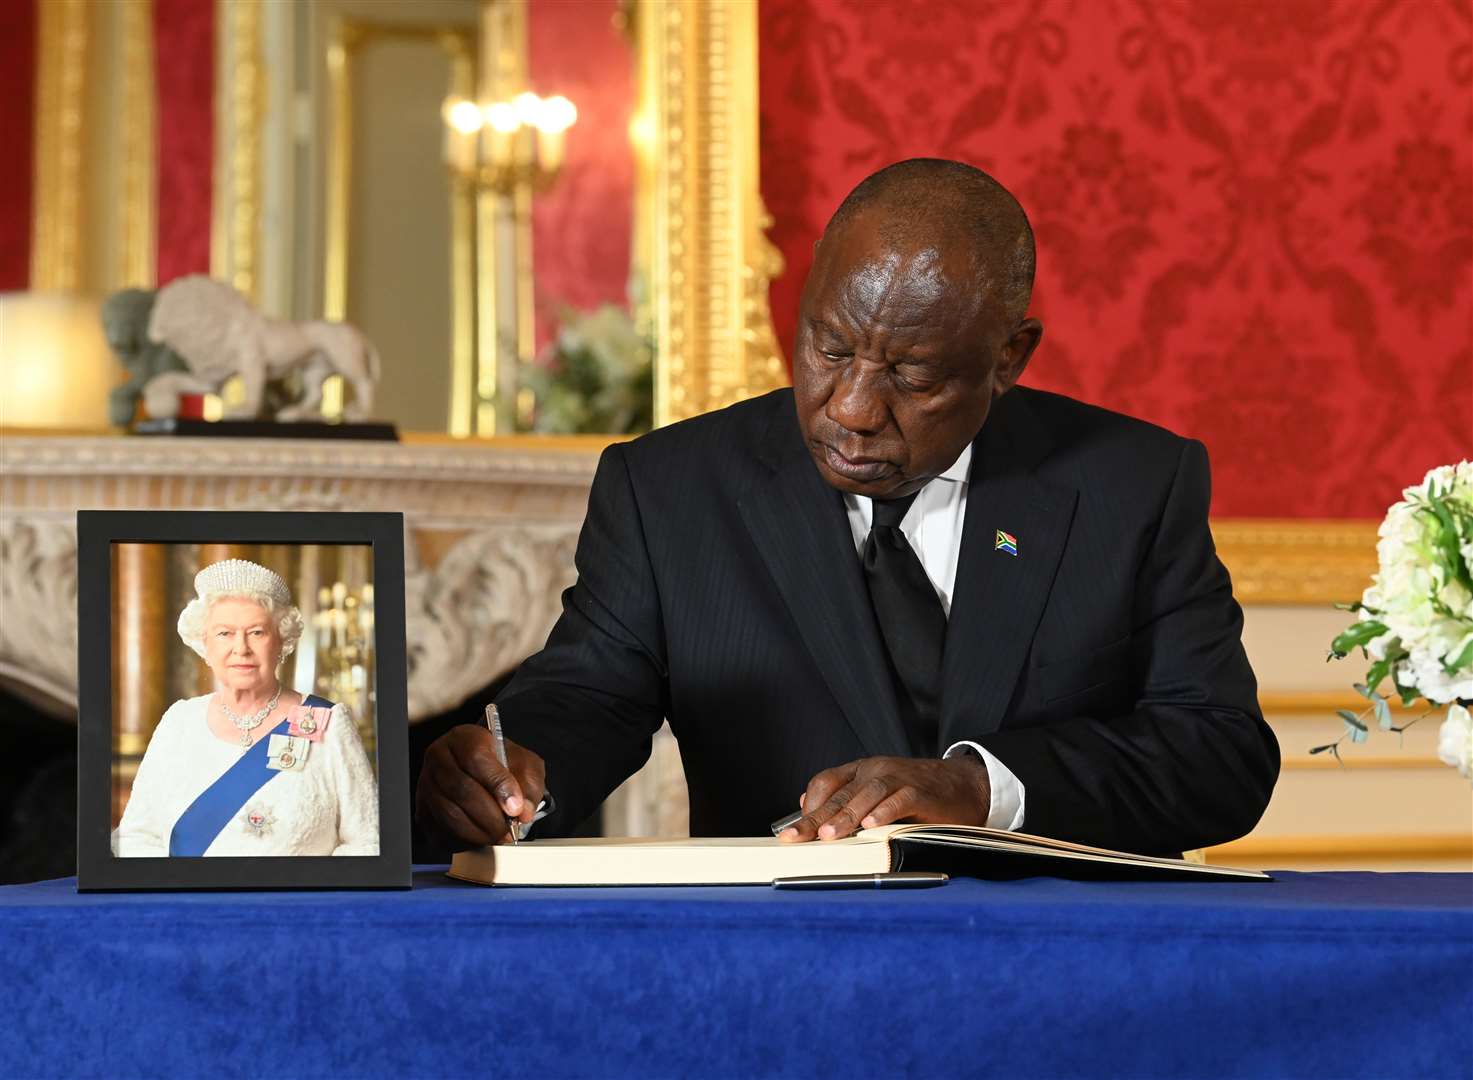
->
417;159;1278;857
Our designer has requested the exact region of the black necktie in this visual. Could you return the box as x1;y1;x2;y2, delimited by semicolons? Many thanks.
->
862;491;945;757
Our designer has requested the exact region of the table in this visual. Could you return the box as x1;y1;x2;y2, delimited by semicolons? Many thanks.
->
2;870;1469;1078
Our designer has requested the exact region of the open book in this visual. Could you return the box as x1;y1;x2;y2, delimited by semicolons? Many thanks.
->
447;824;1269;886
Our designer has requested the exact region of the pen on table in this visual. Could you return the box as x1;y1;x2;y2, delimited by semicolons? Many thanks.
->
483;703;518;846
772;873;949;890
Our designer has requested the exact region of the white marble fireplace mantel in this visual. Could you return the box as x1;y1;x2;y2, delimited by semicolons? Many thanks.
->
0;432;604;720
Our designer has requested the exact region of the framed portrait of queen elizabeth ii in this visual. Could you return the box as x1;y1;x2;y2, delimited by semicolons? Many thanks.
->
76;511;410;889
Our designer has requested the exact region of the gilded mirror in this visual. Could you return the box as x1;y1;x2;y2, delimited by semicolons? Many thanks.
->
210;0;786;437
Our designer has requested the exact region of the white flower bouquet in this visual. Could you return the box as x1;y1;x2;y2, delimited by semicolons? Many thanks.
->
1322;461;1473;778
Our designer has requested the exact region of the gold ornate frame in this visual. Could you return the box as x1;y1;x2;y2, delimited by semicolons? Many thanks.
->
1212;518;1378;605
634;0;788;427
210;0;263;300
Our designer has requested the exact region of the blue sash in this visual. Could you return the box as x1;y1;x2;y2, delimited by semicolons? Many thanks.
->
168;695;335;857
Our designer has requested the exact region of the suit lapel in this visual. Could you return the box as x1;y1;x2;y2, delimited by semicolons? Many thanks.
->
738;404;911;759
940;390;1077;747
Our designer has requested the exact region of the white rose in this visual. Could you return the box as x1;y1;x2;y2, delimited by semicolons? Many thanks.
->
1410;463;1459;499
1436;704;1473;779
1440;579;1473;620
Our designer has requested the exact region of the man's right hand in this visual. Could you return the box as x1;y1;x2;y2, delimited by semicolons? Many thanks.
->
416;725;547;850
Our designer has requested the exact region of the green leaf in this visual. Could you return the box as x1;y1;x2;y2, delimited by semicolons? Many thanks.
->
1397;682;1421;708
1427;498;1473;591
1334;601;1367;613
1344;720;1369;744
1373;696;1392;731
1444;635;1473;674
1330;620;1387;656
1336;709;1367;730
1308;743;1339;755
1364;659;1392;694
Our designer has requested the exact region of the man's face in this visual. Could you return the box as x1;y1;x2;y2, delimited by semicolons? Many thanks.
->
793;220;1036;499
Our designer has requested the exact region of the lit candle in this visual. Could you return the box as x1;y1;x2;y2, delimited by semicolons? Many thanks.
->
483;100;521;173
441;97;483;175
535;95;577;175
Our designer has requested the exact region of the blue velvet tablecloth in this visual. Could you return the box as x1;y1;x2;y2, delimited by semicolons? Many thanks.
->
2;869;1470;1079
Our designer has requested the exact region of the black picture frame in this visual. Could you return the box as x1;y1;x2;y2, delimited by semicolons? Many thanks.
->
76;510;411;890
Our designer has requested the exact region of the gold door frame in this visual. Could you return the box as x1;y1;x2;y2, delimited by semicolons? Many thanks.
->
634;0;788;427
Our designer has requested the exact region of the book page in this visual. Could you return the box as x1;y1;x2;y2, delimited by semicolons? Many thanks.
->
449;833;892;886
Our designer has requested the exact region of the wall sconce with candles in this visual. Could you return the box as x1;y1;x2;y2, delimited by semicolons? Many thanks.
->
440;88;577;433
442;91;578;194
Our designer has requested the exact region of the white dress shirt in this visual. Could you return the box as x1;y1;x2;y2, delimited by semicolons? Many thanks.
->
842;443;1027;831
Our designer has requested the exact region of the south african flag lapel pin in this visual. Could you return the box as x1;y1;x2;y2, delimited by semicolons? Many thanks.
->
995;529;1018;556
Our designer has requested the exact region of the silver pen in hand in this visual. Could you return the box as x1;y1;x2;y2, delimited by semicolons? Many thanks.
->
483;703;556;845
483;703;519;846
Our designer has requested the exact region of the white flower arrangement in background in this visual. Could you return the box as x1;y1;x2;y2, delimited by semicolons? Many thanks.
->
1322;461;1473;777
520;304;653;435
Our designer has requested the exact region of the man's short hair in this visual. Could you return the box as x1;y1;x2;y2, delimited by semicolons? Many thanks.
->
825;158;1036;323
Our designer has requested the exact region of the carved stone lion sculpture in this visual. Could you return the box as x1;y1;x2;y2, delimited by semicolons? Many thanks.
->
140;276;380;422
101;289;188;426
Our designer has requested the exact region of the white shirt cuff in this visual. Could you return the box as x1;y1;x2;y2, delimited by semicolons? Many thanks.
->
943;740;1026;831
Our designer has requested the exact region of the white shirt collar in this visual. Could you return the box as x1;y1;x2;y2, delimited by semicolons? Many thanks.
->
935;442;973;485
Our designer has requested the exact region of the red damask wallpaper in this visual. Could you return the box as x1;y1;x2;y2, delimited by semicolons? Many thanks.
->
528;0;635;352
0;0;36;291
153;0;214;286
759;0;1472;518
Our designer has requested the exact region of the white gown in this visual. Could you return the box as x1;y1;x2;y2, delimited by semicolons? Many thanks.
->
114;693;380;857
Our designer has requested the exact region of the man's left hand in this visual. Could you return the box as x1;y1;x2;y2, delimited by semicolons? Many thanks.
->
778;755;991;842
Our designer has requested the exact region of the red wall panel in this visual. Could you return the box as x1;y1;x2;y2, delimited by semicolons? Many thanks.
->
154;0;214;285
528;0;635;353
759;0;1472;518
0;0;37;291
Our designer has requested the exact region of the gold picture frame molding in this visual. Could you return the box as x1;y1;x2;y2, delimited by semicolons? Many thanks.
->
635;0;788;427
210;0;263;302
1213;518;1379;605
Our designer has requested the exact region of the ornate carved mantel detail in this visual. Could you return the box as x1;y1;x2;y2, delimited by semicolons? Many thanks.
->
0;433;603;721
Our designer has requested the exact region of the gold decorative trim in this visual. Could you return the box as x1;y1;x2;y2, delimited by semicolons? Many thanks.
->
1206;834;1473;860
1213;518;1379;606
638;0;787;427
446;27;478;438
473;0;530;435
1280;755;1446;771
212;0;264;300
30;0;90;291
117;0;157;289
322;16;357;323
1260;690;1431;716
475;186;500;435
323;19;479;427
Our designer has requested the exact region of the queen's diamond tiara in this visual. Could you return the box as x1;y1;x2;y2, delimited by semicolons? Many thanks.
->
194;559;291;605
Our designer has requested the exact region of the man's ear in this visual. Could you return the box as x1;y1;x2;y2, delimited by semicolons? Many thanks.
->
993;317;1043;397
